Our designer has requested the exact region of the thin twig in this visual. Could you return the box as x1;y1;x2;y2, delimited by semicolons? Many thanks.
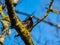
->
50;9;60;14
32;0;54;28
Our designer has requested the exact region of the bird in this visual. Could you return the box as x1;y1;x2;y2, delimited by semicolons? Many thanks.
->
14;16;33;37
23;16;33;30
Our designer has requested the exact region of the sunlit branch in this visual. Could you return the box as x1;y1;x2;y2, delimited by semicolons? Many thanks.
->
1;12;10;22
5;0;34;45
0;5;10;22
32;0;54;28
50;9;60;14
0;27;10;45
0;20;10;45
0;5;2;14
0;5;11;45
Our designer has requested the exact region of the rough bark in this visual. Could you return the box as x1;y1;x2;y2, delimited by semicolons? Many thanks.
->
5;0;34;45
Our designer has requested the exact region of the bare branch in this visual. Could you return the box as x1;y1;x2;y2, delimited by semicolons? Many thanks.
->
32;0;54;28
0;5;10;22
0;27;10;45
43;20;60;28
0;5;11;45
50;9;60;14
0;20;10;45
5;0;34;45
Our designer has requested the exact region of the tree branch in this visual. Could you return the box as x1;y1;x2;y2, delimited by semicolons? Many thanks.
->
32;0;54;29
0;20;10;45
50;9;60;14
5;0;34;45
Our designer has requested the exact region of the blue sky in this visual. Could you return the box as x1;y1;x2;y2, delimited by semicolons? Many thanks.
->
0;0;60;45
